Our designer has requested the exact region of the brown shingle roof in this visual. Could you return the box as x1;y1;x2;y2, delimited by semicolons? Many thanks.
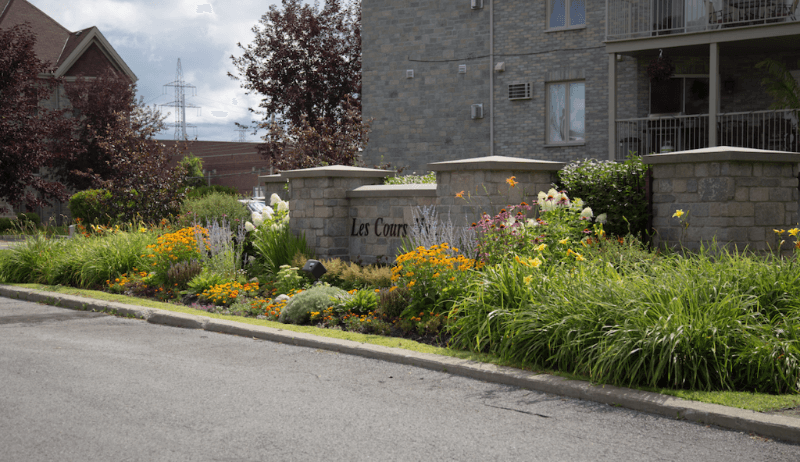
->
0;0;70;69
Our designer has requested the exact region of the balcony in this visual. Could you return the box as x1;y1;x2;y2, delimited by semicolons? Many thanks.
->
615;110;799;159
607;0;799;41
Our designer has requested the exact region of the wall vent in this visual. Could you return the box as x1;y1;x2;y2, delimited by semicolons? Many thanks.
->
458;64;467;74
508;82;532;100
406;69;414;79
471;0;483;9
471;103;484;119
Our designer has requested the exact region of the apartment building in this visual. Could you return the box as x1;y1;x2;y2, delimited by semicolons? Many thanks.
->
362;1;800;172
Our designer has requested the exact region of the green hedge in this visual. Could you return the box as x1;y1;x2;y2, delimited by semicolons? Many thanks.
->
555;157;651;240
69;189;114;225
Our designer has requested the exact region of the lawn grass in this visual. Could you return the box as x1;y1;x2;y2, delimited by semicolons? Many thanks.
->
8;282;800;414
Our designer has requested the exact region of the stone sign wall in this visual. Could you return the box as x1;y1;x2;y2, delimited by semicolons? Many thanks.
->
263;149;800;264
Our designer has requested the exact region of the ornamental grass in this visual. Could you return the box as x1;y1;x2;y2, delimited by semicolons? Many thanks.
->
448;239;800;394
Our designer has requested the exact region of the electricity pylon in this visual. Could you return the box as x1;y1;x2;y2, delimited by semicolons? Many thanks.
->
161;58;200;140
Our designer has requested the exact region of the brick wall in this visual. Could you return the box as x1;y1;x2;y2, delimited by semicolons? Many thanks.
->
362;1;615;171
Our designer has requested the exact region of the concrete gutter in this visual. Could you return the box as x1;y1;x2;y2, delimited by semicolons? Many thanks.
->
2;284;799;444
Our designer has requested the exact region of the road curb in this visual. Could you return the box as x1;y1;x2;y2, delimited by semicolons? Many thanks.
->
2;284;799;444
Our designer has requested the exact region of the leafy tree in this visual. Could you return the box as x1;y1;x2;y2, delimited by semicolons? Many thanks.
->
56;71;141;190
0;23;76;212
230;0;368;171
178;153;205;188
83;107;189;223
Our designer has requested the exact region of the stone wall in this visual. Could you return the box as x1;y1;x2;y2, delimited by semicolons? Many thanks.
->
276;157;563;264
644;147;800;253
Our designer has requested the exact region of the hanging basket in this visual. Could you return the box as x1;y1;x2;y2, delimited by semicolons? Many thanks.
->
647;55;675;83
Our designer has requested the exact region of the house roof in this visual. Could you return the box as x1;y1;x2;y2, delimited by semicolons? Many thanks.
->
0;0;136;82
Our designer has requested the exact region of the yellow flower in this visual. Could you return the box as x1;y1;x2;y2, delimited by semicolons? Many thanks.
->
789;228;800;237
530;257;542;268
407;280;416;288
534;244;547;251
774;229;786;235
523;275;533;285
673;209;685;218
456;190;465;198
506;176;517;188
559;238;569;245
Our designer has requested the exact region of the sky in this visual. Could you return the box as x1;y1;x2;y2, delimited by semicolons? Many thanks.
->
28;0;283;142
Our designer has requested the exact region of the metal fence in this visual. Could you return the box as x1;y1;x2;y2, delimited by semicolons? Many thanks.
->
607;0;799;41
615;110;799;160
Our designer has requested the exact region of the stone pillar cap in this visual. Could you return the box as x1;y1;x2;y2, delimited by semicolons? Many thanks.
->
643;147;800;164
259;174;287;183
428;155;565;171
280;165;395;178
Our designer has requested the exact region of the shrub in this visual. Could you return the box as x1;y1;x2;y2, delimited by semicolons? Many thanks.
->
16;212;40;228
376;286;411;319
198;281;260;307
185;184;240;199
0;217;16;232
384;171;436;185
273;265;305;295
472;190;603;268
329;289;378;316
145;226;207;286
186;270;229;296
319;258;392;289
250;209;312;278
392;243;480;318
555;157;650;240
167;259;202;289
279;284;346;325
69;189;113;225
180;192;249;229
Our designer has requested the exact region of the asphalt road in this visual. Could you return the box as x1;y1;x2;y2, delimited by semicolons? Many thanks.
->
2;298;799;461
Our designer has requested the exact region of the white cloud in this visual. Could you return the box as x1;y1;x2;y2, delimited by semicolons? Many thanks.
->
28;0;282;141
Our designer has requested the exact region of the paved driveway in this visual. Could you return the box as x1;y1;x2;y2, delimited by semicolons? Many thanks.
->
1;298;799;461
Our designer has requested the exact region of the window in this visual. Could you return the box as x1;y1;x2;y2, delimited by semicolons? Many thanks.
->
547;81;585;144
548;0;586;29
649;76;709;115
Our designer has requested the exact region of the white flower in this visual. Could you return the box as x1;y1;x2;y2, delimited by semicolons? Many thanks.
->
504;217;516;228
276;200;289;212
251;212;264;226
538;191;548;201
526;218;539;227
580;207;594;219
245;222;255;232
262;206;274;219
546;188;558;200
270;193;282;206
573;198;584;209
541;200;556;212
596;213;608;224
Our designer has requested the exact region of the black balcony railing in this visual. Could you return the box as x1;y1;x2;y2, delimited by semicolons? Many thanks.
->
615;110;799;160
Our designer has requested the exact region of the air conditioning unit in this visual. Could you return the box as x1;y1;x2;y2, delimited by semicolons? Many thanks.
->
508;82;532;100
471;103;484;119
406;69;414;79
471;0;483;9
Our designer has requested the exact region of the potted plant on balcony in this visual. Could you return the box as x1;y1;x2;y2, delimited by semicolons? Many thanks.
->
647;51;675;83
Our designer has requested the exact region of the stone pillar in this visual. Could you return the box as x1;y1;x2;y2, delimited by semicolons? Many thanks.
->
282;166;394;260
429;155;565;226
643;147;800;253
259;174;289;202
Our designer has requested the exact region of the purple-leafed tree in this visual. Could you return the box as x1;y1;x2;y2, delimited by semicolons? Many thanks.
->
230;0;369;171
0;23;76;212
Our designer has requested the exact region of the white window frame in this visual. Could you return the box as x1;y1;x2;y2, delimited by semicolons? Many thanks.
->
546;80;586;145
546;0;586;31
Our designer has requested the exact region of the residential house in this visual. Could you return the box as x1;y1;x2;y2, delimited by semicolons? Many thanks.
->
361;1;800;172
0;0;137;220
